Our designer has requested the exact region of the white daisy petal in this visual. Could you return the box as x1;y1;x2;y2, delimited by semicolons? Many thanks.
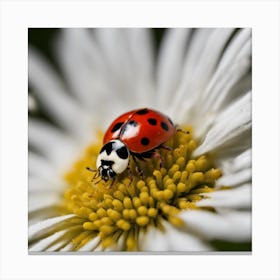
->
191;28;235;91
181;29;214;78
60;242;75;251
46;239;70;252
55;29;125;126
29;214;76;240
181;210;251;242
142;223;211;251
163;223;211;251
28;93;38;112
29;47;93;140
78;236;101;252
194;91;251;157
219;148;252;175
171;29;237;123
141;227;169;251
217;168;251;187
197;184;251;209
29;152;59;183
156;28;191;109
29;229;68;252
215;29;251;72
94;29;136;98
170;29;214;119
55;29;107;106
188;29;251;138
29;119;80;171
29;175;64;192
29;192;61;212
233;148;252;170
126;28;155;105
200;37;251;116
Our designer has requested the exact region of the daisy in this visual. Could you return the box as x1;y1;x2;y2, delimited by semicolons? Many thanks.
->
28;28;252;252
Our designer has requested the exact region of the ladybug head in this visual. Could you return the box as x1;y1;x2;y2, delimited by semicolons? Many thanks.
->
96;140;130;181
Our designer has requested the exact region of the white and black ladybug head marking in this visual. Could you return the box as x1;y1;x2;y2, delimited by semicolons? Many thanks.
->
96;140;130;181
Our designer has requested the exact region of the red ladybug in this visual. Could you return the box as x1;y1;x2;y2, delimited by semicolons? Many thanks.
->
94;108;176;181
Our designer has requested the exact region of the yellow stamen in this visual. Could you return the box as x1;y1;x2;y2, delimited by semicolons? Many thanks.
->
63;126;222;251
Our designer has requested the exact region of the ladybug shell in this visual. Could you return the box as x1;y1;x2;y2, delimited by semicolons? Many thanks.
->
103;108;176;153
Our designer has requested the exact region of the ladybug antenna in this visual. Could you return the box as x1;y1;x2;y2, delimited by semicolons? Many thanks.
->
86;166;100;182
94;177;103;184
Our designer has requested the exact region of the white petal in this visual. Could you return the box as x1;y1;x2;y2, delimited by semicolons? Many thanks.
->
163;223;211;251
126;28;155;105
28;161;65;193
199;29;252;115
94;29;142;105
93;244;105;252
216;29;251;72
29;152;54;177
180;29;214;79
156;29;191;109
194;91;251;157
29;192;61;212
46;239;68;252
28;93;38;112
29;175;64;193
218;148;252;176
142;223;210;252
60;242;75;251
29;229;68;252
169;29;214;120
29;47;93;141
233;148;252;170
197;184;251;208
29;152;64;192
78;236;101;252
29;214;76;240
55;29;124;127
55;29;107;107
141;227;169;251
190;28;235;94
217;168;251;187
180;210;251;242
171;29;238;124
29;119;80;171
199;29;251;115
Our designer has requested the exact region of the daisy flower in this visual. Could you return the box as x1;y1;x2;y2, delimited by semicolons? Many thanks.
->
28;28;252;252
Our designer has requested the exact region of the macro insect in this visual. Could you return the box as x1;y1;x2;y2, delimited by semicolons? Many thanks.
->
87;108;177;184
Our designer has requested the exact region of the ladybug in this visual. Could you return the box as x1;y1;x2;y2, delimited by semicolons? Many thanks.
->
93;108;176;182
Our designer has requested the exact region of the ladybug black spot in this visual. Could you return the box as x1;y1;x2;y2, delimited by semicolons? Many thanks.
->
141;137;150;146
116;146;129;159
136;108;149;115
111;122;124;132
161;122;169;131
147;118;157;126
100;142;113;155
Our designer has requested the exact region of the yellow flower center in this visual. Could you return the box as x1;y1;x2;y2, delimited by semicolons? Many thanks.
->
63;126;222;251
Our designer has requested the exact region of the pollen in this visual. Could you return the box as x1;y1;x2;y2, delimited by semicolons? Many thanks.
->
63;127;222;251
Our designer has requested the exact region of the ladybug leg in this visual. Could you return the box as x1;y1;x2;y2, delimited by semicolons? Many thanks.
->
135;165;144;179
86;166;99;182
108;178;116;188
132;155;144;179
126;166;134;186
160;144;173;151
152;151;164;168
